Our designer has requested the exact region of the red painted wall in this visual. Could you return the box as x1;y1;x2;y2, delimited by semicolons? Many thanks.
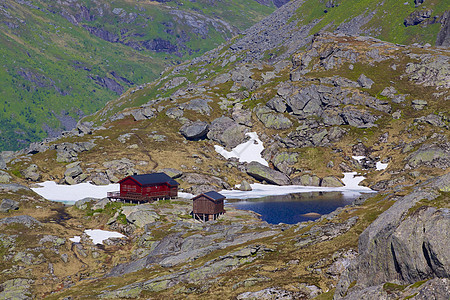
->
119;178;177;198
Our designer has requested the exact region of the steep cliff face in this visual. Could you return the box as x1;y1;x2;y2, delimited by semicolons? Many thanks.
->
335;173;450;299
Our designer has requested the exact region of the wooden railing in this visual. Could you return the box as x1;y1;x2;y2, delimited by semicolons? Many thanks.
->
107;191;175;202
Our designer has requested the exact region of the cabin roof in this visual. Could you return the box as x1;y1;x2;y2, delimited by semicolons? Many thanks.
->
193;191;226;201
119;173;179;186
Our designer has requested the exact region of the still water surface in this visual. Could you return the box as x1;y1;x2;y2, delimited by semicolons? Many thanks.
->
226;191;360;224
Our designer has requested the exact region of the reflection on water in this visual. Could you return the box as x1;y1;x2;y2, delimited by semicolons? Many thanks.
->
226;191;360;224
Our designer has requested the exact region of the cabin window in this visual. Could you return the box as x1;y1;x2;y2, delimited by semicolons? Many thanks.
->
122;185;137;192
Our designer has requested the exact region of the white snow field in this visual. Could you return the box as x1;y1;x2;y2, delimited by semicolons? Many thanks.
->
70;229;125;244
220;172;374;199
214;132;268;166
31;181;119;204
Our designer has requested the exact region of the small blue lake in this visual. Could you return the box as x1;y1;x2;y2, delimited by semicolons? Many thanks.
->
226;191;361;224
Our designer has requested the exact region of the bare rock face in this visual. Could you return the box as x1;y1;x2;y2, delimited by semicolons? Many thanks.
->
207;117;248;148
436;10;450;46
0;199;19;213
321;176;344;187
406;143;450;169
21;164;42;182
246;161;291;185
335;173;450;299
390;206;450;282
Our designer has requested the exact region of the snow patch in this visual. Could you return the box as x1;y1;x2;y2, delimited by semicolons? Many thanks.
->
69;236;81;243
214;132;268;166
70;229;125;245
178;192;194;199
31;181;119;204
352;156;365;162
376;161;388;170
220;172;374;199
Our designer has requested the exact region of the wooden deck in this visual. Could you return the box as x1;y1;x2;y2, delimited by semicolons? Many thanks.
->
107;191;175;203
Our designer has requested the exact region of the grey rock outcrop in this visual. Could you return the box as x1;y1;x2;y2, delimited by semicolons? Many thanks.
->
272;152;298;176
232;103;252;126
436;10;450;47
0;170;12;183
0;184;31;193
335;173;450;299
237;287;307;300
321;176;344;187
238;180;252;191
404;9;432;27
56;141;96;163
406;143;450;169
255;106;293;130
131;106;155;121
0;215;41;228
64;162;87;185
180;121;209;140
75;198;96;210
0;278;34;300
158;168;183;179
21;164;41;182
292;174;321;186
246;161;291;185
207;117;248;148
179;98;212;115
181;173;230;193
0;199;19;213
121;205;160;227
357;74;374;88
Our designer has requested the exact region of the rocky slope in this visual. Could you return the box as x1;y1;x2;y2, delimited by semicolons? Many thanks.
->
0;0;448;298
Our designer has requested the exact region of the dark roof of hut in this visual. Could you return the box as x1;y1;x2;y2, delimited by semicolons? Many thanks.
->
193;191;226;201
120;173;179;186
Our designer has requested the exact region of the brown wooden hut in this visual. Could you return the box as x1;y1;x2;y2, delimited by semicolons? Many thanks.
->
192;191;226;221
107;173;178;203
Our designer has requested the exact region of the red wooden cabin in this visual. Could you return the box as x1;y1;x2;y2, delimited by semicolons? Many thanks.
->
107;173;178;202
192;191;226;221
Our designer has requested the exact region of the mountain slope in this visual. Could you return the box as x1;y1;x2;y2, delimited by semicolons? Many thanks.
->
0;0;448;298
0;0;276;151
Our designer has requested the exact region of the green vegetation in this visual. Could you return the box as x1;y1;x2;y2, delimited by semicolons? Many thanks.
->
0;0;274;151
293;0;447;45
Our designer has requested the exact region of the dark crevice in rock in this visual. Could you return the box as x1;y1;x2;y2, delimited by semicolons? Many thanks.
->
391;242;402;276
422;242;433;273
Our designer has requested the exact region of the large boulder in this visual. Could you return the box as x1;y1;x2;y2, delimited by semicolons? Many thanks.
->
321;176;344;187
180;173;230;193
21;164;41;182
341;108;377;128
246;162;291;185
180;121;209;140
158;168;183;179
0;215;41;228
0;184;31;193
406;143;450;169
292;174;320;186
180;98;212;115
121;205;159;227
0;278;34;300
357;74;374;88
255;106;293;130
207;117;247;148
0;170;12;183
272;152;298;176
232;103;252;126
